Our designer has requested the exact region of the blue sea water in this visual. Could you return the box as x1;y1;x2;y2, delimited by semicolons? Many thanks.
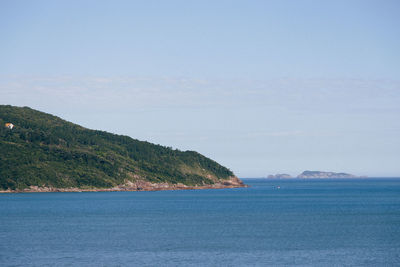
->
1;178;400;266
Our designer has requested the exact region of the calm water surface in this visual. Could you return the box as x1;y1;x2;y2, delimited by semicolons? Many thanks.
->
1;179;400;266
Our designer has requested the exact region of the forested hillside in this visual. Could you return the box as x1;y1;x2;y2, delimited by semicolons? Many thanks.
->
0;105;237;190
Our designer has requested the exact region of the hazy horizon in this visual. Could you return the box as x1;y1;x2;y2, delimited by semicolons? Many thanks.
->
1;1;399;177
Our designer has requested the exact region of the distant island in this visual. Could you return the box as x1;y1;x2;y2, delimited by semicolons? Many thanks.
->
297;170;361;178
267;170;365;179
0;105;246;193
267;173;293;179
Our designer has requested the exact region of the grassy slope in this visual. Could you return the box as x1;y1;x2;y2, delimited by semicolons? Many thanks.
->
0;105;234;190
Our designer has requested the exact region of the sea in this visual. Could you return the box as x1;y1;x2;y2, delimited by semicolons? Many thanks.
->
1;178;399;266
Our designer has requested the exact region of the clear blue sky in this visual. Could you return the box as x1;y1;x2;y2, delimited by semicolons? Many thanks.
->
1;0;399;177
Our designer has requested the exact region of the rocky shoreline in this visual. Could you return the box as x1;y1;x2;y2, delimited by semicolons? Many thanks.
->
0;176;247;193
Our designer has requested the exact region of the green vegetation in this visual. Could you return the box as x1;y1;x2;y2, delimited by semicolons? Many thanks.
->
0;105;234;190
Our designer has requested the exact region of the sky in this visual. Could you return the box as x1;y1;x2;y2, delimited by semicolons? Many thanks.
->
1;0;399;177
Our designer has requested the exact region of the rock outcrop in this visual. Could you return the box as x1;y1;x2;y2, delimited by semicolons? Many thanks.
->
0;176;247;193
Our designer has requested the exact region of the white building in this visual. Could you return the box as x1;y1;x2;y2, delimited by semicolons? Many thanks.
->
5;123;14;129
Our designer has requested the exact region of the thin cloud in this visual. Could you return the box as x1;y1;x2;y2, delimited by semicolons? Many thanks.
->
1;75;399;113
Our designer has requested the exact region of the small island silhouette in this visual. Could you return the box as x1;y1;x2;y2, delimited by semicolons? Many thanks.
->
268;171;366;179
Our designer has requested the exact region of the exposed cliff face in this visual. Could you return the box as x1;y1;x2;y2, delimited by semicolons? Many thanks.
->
297;170;358;178
0;105;246;191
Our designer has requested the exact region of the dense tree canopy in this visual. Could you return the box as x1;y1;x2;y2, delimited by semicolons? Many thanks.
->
0;105;234;190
